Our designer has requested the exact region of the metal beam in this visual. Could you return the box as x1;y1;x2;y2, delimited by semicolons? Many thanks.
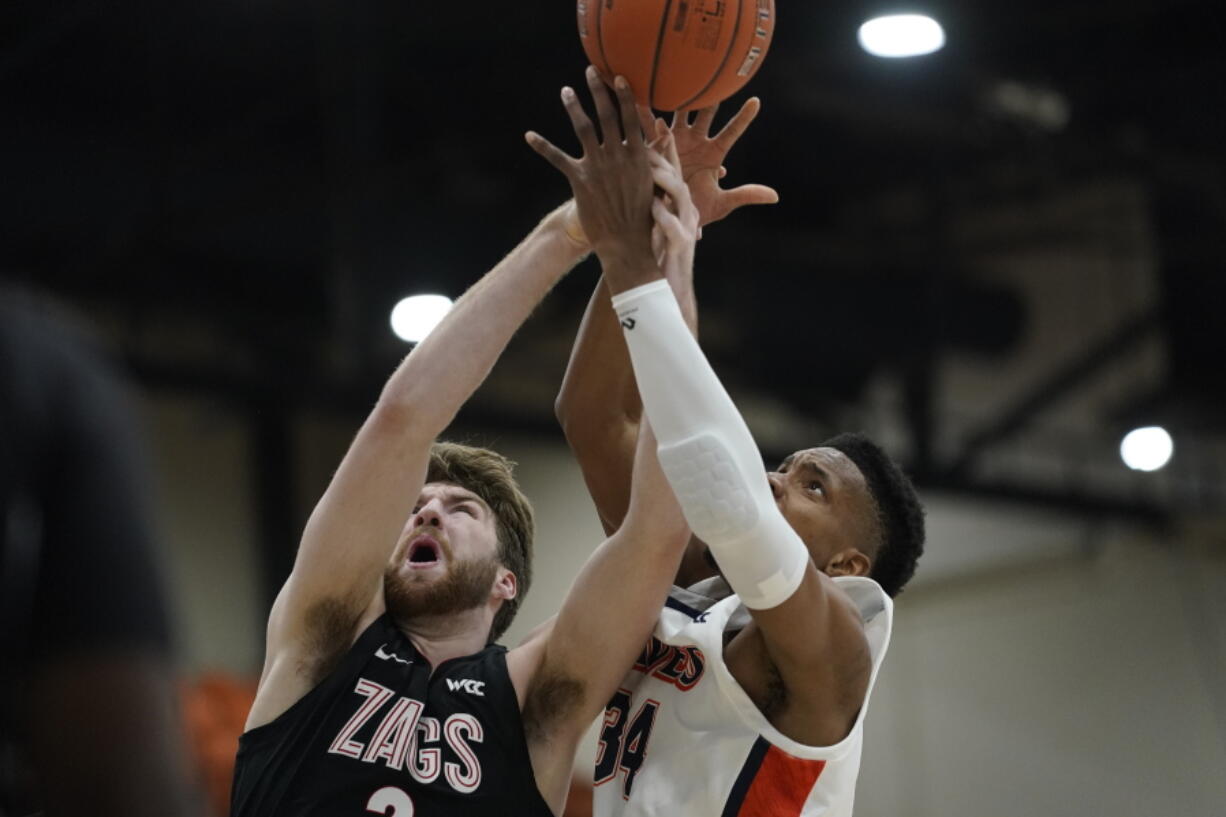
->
946;310;1160;477
918;472;1171;529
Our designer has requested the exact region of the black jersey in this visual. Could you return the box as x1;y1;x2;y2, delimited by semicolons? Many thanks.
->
231;614;553;817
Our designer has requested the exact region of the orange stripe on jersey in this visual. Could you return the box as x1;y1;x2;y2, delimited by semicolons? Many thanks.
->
735;745;826;817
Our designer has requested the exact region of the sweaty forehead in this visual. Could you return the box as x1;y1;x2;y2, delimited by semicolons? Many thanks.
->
418;482;486;506
782;447;868;491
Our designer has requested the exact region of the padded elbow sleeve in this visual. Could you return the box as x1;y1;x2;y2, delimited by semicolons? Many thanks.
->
612;281;809;609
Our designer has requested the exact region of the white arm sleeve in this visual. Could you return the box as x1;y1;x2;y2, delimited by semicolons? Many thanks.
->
611;280;809;610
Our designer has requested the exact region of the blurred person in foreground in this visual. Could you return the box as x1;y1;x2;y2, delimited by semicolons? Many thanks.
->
0;289;200;816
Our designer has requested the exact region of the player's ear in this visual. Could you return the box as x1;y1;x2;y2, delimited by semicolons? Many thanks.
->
825;548;871;579
492;566;517;602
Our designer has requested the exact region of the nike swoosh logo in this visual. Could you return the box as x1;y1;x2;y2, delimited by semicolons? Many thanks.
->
375;643;412;665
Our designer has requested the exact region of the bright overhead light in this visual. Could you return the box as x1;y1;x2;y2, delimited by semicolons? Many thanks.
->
1120;426;1174;472
858;14;946;58
390;294;453;343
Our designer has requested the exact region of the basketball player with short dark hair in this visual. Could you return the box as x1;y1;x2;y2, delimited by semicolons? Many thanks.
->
230;72;693;816
543;79;926;814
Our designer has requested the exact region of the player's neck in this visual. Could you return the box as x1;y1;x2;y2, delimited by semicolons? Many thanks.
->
394;606;492;671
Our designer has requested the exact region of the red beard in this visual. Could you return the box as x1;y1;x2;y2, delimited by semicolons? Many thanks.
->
383;554;500;623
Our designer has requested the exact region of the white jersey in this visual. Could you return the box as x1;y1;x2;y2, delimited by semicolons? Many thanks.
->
592;576;892;817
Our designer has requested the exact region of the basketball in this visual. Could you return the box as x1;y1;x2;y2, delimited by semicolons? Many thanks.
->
577;0;776;111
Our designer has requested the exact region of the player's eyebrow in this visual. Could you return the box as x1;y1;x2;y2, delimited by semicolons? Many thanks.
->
418;486;490;511
444;489;488;509
794;459;837;493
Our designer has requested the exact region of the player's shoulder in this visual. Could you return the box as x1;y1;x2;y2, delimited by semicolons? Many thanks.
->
829;575;892;623
246;611;399;732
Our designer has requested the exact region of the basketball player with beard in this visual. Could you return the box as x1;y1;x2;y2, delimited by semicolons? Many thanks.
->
546;87;927;814
230;71;691;817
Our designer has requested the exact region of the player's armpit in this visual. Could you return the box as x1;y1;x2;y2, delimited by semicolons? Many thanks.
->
522;666;588;744
505;628;588;812
728;570;873;747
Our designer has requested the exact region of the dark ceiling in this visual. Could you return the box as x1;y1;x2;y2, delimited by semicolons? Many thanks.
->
4;0;1224;523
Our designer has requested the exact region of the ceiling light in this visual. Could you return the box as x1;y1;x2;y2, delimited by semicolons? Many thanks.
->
390;294;453;343
1119;426;1174;472
858;14;946;58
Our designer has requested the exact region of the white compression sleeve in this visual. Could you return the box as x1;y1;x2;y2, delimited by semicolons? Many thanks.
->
611;280;809;610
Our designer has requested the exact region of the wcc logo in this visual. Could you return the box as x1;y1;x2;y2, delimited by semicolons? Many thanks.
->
446;678;486;696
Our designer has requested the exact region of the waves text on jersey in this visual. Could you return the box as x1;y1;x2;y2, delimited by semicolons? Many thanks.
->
632;637;705;690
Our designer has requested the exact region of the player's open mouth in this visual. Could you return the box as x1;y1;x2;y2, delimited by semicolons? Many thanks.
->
406;536;442;568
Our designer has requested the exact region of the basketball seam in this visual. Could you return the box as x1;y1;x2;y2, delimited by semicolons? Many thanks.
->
595;0;612;77
676;0;746;111
648;0;676;110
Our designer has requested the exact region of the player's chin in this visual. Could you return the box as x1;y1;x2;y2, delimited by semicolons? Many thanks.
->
386;564;442;608
387;560;442;589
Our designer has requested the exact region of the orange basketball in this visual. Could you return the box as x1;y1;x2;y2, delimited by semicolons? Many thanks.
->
577;0;775;111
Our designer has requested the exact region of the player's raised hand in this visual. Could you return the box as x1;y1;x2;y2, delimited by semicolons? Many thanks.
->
647;142;700;294
668;98;779;227
526;66;656;269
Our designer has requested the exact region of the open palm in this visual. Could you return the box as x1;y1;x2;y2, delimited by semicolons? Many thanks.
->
668;98;779;227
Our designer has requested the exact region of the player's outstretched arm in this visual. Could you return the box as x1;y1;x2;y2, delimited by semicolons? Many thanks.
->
543;66;669;537
554;274;641;536
513;420;689;810
247;202;590;730
512;68;693;813
612;157;871;748
555;95;775;537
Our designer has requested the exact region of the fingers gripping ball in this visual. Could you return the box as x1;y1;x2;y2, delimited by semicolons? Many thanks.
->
577;0;775;112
